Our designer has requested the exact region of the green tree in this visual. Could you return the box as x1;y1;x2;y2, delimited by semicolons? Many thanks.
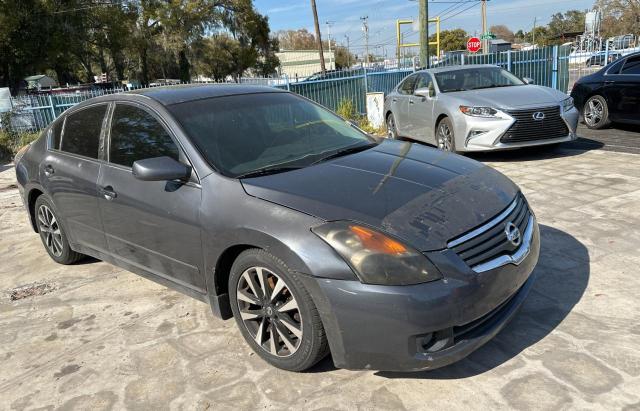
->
430;29;468;52
547;10;587;43
596;0;640;37
490;25;515;42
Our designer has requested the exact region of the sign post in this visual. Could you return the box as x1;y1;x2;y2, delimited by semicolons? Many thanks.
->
467;37;482;53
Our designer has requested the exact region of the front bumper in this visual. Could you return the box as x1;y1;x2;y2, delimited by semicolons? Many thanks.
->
456;106;579;152
301;219;540;371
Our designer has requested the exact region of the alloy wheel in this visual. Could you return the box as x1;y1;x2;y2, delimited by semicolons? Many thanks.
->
437;122;454;151
236;266;303;357
584;98;604;127
37;205;63;257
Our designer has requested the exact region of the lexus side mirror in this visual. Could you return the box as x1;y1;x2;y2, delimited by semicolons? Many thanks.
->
132;156;191;182
414;87;435;98
523;77;535;85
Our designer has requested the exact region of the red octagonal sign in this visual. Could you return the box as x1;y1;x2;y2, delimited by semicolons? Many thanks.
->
467;37;482;53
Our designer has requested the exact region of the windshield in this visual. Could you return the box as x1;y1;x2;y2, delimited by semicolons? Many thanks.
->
435;67;525;92
168;92;374;178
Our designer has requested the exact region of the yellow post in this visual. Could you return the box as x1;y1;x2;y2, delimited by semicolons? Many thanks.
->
396;18;440;66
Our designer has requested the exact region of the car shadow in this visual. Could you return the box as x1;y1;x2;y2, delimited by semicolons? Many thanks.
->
0;162;13;173
374;224;589;380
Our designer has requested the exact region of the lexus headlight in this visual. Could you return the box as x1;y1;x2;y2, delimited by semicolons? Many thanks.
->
561;97;574;112
459;106;499;118
312;222;442;285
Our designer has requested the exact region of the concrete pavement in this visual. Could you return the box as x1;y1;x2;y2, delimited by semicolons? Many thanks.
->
1;144;639;410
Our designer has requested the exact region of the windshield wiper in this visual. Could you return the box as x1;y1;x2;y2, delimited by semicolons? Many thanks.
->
311;142;377;165
236;165;302;179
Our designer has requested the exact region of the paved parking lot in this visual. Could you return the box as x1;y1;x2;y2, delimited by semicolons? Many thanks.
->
1;139;639;410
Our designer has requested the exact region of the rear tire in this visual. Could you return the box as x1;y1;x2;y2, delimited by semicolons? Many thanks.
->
583;95;610;129
229;249;329;371
34;195;84;265
386;113;399;139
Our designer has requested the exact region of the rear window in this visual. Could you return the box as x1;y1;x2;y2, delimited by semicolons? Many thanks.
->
60;105;107;159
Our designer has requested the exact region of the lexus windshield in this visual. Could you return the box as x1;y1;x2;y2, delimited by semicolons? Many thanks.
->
168;92;375;178
435;67;525;93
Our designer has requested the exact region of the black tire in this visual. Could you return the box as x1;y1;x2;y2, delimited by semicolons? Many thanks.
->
229;249;329;371
34;195;84;264
583;95;610;130
436;117;456;152
386;112;399;139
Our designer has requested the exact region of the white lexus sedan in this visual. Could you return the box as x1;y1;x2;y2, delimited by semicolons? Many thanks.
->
384;65;579;152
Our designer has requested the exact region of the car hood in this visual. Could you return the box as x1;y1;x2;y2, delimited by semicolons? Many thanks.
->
241;140;518;251
453;85;566;109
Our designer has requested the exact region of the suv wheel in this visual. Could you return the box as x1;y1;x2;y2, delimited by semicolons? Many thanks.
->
229;249;329;371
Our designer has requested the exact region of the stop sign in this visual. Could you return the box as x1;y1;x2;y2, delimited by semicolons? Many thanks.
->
467;37;482;53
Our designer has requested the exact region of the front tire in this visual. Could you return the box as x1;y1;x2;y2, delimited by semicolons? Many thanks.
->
583;95;610;129
34;195;84;264
436;117;456;152
229;249;329;371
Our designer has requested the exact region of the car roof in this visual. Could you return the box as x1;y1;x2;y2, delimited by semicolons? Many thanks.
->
419;64;501;74
125;84;285;106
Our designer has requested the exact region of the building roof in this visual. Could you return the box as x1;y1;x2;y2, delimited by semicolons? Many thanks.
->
127;84;285;106
24;75;51;81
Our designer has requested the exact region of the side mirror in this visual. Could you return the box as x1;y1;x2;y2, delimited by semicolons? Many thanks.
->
414;86;436;98
132;156;191;182
523;77;535;85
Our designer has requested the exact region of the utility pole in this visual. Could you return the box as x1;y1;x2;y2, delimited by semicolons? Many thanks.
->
310;0;326;73
361;16;369;66
344;34;351;68
418;0;429;68
481;0;488;53
326;21;334;69
532;17;537;45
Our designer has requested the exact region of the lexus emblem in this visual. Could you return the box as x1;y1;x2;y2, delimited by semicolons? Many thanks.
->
505;222;522;247
532;111;545;120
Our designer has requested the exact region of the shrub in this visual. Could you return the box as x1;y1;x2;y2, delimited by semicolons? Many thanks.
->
0;112;41;160
336;98;385;136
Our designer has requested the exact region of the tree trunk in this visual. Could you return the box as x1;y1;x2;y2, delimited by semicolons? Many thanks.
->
179;48;190;83
140;47;149;86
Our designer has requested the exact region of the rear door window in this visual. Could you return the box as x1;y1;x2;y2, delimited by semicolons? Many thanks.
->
621;56;640;75
60;105;108;159
109;104;179;168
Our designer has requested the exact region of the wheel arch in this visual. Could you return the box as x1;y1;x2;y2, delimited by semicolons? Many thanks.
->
206;230;315;320
26;185;46;232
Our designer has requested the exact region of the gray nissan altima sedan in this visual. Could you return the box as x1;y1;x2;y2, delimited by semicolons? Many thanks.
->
384;65;579;152
15;85;539;372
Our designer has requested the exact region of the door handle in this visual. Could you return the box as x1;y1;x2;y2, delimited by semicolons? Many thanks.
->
99;185;117;201
44;165;54;176
392;98;398;102
409;100;415;105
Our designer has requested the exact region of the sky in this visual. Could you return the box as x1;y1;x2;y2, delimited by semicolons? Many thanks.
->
254;0;596;57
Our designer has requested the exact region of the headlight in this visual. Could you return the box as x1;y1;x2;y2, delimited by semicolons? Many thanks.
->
459;106;499;118
312;221;442;285
561;97;574;112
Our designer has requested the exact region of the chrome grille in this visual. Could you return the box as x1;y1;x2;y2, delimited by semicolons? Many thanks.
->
501;106;569;143
448;195;531;270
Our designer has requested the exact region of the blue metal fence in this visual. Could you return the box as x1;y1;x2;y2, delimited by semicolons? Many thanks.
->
8;45;569;131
